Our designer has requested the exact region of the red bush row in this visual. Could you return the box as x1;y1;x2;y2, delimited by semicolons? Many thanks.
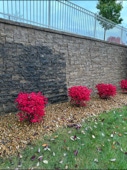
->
15;79;127;123
68;79;127;107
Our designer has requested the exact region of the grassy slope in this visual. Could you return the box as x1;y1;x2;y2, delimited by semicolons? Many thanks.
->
1;107;127;169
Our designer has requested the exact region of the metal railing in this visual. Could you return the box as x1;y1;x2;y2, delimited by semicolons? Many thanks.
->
0;0;127;45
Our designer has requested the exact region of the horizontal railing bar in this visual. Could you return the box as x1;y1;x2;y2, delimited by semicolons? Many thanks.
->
59;1;126;31
0;12;83;34
0;0;126;45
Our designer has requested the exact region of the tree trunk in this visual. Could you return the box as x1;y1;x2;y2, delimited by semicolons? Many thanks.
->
104;29;106;40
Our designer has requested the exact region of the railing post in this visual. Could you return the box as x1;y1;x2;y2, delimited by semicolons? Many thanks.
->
48;0;51;27
120;26;123;44
94;14;97;38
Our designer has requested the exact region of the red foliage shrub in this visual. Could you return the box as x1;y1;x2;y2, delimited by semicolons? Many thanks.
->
15;92;47;123
120;79;127;92
96;83;117;99
68;86;92;106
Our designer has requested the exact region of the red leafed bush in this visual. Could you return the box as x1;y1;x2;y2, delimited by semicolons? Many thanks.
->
120;79;127;92
15;92;47;123
68;86;92;106
96;83;117;99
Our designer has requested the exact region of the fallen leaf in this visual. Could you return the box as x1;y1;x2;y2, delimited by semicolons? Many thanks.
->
38;148;41;153
38;156;43;161
44;146;51;151
74;150;78;156
65;165;68;169
42;144;48;147
19;154;22;159
73;135;77;140
43;160;48;164
94;158;98;163
118;133;122;137
54;136;58;138
50;138;55;141
63;153;67;156
75;124;81;129
36;162;40;167
31;155;36;161
59;160;63;164
110;158;116;162
102;133;105;137
85;127;88;131
70;136;74;141
96;147;102;152
56;124;59;128
81;130;85;134
16;146;19;150
112;145;115;149
120;148;124;152
67;147;70;151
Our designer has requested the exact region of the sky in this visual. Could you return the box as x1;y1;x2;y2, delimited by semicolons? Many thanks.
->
71;1;127;28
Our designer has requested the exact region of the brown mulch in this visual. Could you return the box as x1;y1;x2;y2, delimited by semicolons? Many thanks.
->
1;92;127;158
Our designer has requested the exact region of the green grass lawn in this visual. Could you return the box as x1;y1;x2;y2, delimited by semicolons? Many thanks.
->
1;106;127;169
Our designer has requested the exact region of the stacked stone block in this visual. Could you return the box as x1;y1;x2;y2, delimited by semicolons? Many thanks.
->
0;18;127;113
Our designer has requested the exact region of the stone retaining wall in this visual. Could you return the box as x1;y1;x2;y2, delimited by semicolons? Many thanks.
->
0;18;127;113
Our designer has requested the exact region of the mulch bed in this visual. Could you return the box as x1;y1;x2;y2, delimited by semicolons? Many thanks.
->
0;92;127;158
